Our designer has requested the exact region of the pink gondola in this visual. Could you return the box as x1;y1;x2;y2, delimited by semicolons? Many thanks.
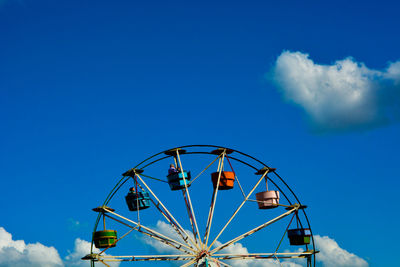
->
255;190;280;209
255;167;279;209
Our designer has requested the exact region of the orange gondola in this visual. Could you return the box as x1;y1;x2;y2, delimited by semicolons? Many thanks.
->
211;171;235;190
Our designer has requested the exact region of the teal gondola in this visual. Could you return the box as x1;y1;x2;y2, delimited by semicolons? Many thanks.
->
125;188;151;211
167;171;191;190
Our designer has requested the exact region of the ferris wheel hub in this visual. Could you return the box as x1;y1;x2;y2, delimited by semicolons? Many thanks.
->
196;250;210;260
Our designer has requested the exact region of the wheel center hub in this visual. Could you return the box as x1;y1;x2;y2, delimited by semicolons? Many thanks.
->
196;250;209;261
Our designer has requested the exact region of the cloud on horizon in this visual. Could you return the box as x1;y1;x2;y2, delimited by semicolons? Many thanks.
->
0;225;368;267
271;51;400;132
0;227;119;267
0;227;63;267
314;235;368;267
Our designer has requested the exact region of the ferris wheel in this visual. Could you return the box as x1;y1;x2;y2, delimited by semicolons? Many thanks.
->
83;145;318;266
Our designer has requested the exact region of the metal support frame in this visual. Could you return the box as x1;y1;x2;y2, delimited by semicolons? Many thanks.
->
97;254;196;262
87;145;316;267
212;250;315;260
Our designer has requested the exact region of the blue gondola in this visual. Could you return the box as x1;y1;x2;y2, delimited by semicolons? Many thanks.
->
125;189;151;211
167;171;191;190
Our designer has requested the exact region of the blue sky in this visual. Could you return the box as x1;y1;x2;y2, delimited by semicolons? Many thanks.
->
1;0;400;266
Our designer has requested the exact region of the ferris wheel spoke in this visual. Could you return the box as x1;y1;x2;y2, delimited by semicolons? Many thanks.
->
203;151;226;248
97;254;196;262
103;208;196;255
212;250;315;260
207;168;272;250
135;173;201;250
175;150;203;247
182;190;199;247
210;205;299;255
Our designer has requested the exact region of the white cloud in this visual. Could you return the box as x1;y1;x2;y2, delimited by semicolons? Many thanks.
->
272;51;400;132
315;235;368;267
0;227;63;267
386;61;400;82
64;238;93;267
0;227;121;267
